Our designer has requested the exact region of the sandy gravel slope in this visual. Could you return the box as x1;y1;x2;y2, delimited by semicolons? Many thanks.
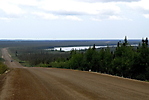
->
0;48;149;100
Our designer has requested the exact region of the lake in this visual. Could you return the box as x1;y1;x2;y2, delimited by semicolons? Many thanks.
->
46;45;117;51
45;44;139;52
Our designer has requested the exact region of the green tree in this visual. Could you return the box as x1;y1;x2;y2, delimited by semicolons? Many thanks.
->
98;48;105;72
90;50;99;72
69;51;84;70
103;47;113;74
83;48;93;71
132;39;149;80
113;38;134;77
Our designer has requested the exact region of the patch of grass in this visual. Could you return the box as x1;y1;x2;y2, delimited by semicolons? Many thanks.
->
145;80;149;82
0;58;4;62
49;61;69;69
37;63;52;67
20;61;32;67
0;61;8;74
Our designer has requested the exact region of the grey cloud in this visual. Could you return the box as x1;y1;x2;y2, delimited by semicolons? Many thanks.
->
130;6;149;15
137;7;149;14
46;7;119;16
46;10;87;16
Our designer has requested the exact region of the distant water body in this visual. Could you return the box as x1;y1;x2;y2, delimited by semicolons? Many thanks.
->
46;44;138;51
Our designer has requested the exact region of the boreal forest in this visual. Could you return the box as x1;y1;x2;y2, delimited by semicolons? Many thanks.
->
8;37;149;81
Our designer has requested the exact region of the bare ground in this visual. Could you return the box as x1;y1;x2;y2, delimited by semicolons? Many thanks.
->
0;48;149;100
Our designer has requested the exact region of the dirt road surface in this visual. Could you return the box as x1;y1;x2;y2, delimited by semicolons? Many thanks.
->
0;48;149;100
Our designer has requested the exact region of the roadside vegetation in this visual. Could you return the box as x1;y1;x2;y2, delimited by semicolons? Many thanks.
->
65;37;149;81
9;47;70;67
0;61;8;74
66;37;149;81
8;37;149;81
0;49;8;74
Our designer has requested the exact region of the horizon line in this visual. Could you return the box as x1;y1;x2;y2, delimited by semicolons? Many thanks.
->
0;38;142;40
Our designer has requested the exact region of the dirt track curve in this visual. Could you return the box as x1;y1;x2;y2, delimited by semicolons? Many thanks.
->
0;48;149;100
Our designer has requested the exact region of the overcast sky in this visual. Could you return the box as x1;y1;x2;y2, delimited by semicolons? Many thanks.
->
0;0;149;39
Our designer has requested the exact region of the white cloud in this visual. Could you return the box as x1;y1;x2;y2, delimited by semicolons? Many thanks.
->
37;0;123;21
64;16;82;21
0;0;26;20
76;0;141;3
32;12;82;21
144;14;149;18
0;0;139;21
39;0;121;15
126;0;149;18
109;15;125;20
91;18;101;21
32;12;59;20
127;0;149;10
0;0;39;6
91;15;132;21
0;1;25;15
0;17;11;21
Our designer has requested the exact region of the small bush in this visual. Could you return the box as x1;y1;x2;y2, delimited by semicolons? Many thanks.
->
50;61;69;69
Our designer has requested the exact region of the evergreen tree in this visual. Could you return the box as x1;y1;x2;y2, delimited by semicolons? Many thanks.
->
113;39;134;77
90;50;100;72
98;48;105;72
16;50;18;56
123;36;128;46
92;44;96;50
145;37;148;46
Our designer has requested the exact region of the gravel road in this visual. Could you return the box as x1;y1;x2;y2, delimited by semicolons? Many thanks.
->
0;48;149;100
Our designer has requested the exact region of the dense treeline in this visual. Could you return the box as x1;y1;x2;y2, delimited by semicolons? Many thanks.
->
65;37;149;81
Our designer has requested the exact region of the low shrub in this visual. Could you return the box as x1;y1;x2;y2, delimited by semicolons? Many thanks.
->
0;61;8;74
